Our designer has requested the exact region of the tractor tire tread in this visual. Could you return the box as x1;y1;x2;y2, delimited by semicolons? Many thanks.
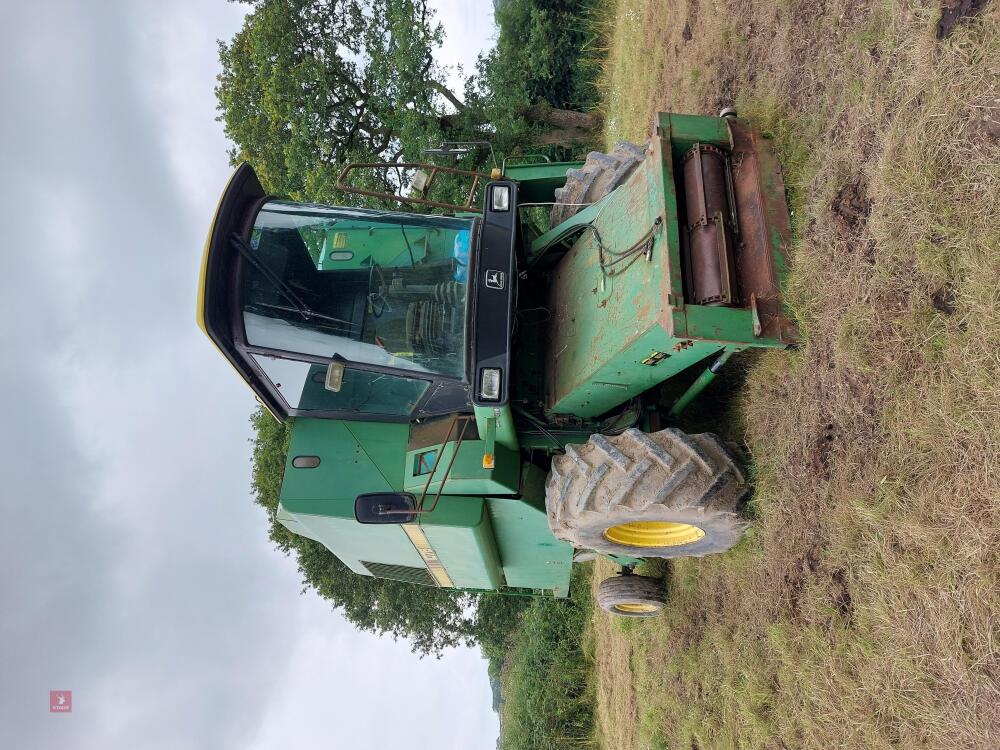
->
550;141;647;227
545;427;748;558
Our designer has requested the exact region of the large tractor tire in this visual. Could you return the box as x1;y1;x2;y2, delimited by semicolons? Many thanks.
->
549;141;646;228
545;428;748;558
597;574;666;618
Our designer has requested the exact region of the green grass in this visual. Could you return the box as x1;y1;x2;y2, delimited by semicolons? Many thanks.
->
591;2;1000;749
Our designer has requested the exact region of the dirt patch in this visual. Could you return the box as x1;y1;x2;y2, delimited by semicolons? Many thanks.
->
969;109;1000;145
937;0;991;39
932;286;957;315
810;422;838;479
830;175;873;236
829;568;853;623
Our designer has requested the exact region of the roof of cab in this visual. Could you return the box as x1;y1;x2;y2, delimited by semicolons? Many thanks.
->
195;163;285;420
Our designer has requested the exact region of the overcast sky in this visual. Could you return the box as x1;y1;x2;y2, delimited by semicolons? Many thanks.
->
0;2;499;748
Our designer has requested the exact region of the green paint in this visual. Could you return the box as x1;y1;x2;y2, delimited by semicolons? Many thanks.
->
281;419;408;502
530;200;604;259
661;112;732;157
485;466;573;596
420;498;504;589
483;416;496;459
669;349;734;417
279;418;513;587
545;117;793;418
504;160;584;203
473;404;518;451
402;439;520;495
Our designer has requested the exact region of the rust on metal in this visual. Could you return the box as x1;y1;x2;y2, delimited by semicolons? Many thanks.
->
727;120;798;343
336;162;491;212
681;144;737;306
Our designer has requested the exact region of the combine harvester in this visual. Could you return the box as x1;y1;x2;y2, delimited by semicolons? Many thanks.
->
198;111;795;616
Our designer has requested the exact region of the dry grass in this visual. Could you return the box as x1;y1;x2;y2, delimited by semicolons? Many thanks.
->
591;1;1000;748
591;557;641;750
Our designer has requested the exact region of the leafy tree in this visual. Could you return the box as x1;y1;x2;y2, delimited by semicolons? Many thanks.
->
216;0;605;200
217;0;473;198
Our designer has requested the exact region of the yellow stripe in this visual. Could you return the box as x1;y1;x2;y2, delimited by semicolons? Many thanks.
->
401;525;454;588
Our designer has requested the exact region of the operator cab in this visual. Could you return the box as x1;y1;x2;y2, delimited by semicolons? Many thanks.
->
198;164;517;421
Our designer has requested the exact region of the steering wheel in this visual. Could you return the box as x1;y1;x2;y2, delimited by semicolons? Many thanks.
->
366;263;389;318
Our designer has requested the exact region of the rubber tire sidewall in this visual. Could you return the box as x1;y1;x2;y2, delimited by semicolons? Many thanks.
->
597;575;666;618
572;505;745;559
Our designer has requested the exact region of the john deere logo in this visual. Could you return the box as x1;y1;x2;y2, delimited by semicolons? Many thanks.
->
485;270;505;290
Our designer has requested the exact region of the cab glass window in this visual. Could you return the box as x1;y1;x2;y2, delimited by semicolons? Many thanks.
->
251;355;429;416
241;201;474;379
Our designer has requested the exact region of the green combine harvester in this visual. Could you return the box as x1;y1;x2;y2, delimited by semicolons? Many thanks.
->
198;111;795;617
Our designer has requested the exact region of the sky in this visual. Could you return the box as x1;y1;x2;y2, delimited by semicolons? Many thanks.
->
0;2;499;748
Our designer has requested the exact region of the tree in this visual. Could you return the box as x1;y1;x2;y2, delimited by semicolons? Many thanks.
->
216;0;604;200
217;0;471;198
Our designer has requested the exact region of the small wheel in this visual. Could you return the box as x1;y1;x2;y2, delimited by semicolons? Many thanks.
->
597;574;666;618
719;106;738;119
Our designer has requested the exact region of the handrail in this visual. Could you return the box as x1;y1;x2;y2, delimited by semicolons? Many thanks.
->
380;414;474;517
336;162;491;212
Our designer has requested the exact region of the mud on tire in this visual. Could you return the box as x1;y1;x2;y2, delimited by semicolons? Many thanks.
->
545;428;748;558
549;141;646;228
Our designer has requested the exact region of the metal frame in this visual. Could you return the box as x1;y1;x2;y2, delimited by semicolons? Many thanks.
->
336;161;492;212
379;414;476;516
228;225;483;422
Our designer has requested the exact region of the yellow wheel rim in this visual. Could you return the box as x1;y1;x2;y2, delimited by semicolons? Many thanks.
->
604;520;705;548
614;602;658;614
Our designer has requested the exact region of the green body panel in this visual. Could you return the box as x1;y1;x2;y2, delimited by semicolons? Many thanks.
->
664;112;732;155
285;504;425;575
420;498;504;589
504;160;584;203
282;419;408;501
473;404;518;451
277;417;564;593
485;465;573;597
545;114;789;418
298;219;465;271
403;439;520;495
529;200;604;260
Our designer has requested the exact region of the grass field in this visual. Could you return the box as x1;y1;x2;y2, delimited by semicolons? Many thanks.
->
589;1;1000;749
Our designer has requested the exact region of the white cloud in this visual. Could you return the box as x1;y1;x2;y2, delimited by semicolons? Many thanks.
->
248;599;497;750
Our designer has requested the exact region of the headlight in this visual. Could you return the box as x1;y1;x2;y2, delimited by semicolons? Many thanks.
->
491;185;510;212
479;368;502;400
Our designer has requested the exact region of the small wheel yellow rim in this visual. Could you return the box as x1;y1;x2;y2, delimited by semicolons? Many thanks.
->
604;520;705;548
614;602;658;613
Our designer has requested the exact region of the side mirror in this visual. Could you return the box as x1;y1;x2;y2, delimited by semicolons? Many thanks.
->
325;361;345;392
354;492;417;524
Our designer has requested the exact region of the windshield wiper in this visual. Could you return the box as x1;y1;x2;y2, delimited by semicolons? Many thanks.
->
230;234;354;329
